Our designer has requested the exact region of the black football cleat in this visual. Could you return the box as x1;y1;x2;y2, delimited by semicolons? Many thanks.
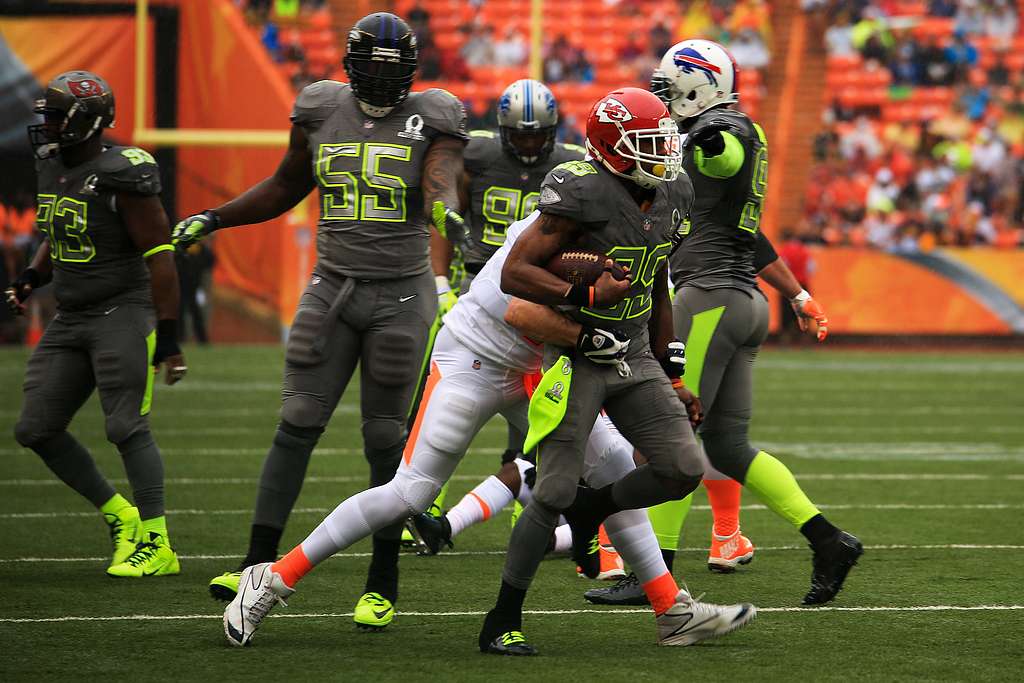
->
803;531;864;605
482;631;539;656
584;572;650;606
410;512;453;556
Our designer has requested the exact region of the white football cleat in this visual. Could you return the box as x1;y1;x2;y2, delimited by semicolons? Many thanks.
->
223;562;294;647
656;590;756;646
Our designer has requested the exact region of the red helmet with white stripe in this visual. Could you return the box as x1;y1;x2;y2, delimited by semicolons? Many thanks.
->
585;87;682;189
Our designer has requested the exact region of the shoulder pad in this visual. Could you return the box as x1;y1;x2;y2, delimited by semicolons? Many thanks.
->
96;147;161;195
464;133;500;170
537;161;608;225
290;80;344;129
557;142;587;159
416;88;468;141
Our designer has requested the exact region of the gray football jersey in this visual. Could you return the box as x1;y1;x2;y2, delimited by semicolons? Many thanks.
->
462;131;584;266
291;81;468;279
537;160;693;339
35;146;159;310
669;108;767;292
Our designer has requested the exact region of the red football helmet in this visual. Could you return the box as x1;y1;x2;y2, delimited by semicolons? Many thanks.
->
585;87;682;188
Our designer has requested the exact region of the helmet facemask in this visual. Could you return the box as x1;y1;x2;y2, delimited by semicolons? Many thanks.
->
500;125;556;166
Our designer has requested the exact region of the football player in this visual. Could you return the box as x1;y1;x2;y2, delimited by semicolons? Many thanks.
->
423;79;585;519
652;39;860;605
477;88;754;655
219;182;749;650
8;71;185;577
172;12;467;628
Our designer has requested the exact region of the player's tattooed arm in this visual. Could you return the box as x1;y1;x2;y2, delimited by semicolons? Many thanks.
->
212;124;316;228
424;136;465;277
504;298;582;347
648;267;674;360
120;191;186;384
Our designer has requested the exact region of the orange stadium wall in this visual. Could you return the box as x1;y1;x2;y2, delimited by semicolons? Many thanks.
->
175;0;316;329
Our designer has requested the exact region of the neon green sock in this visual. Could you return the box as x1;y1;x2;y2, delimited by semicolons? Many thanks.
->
646;494;693;552
141;515;169;542
99;493;132;515
430;481;451;517
743;451;819;529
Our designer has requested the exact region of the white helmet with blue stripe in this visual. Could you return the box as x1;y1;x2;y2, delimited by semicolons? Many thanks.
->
651;39;740;124
497;79;558;166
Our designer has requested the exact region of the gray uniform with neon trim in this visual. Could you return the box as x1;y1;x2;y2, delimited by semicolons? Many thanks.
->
461;132;584;269
15;146;162;450
500;161;704;592
669;107;772;484
246;83;467;537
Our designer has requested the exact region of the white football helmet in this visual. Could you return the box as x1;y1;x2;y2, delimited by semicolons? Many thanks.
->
497;79;558;165
651;39;740;123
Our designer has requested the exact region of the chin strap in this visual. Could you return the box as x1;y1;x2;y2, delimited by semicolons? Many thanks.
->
358;100;395;118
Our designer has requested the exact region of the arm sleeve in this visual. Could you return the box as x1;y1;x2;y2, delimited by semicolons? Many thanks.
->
754;231;779;271
694;131;745;179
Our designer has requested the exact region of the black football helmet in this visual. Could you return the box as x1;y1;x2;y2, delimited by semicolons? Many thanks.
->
27;70;115;159
344;12;417;112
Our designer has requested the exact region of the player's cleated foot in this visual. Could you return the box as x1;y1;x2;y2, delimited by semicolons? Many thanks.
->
104;505;141;568
707;529;755;573
803;531;863;605
106;532;180;578
656;590;756;646
223;562;293;647
482;631;539;656
411;512;453;556
570;532;601;579
596;542;625;580
353;592;395;631
210;571;242;601
584;572;650;606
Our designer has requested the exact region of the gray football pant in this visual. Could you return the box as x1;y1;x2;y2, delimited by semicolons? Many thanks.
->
252;269;436;539
673;286;770;483
502;338;704;590
14;304;166;519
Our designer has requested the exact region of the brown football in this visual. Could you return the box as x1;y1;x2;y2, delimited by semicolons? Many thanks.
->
546;250;628;286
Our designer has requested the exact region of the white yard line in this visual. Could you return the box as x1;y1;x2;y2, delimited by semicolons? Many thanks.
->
2;604;1022;624
2;544;1022;564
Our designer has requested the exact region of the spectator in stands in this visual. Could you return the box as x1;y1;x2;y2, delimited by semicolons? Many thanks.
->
928;0;958;18
852;6;893;60
418;35;444;80
954;0;985;35
943;30;978;83
841;116;883;160
730;28;771;72
919;34;954;85
984;0;1019;45
867;167;900;213
461;22;496;67
493;26;527;67
987;50;1010;85
889;40;922;85
729;0;772;43
826;12;857;55
649;22;673;61
973;126;1008;176
261;21;281;62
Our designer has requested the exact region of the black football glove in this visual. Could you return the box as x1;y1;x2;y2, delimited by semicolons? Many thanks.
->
153;319;187;384
660;339;686;379
5;268;41;315
577;326;630;365
683;123;730;158
172;210;220;249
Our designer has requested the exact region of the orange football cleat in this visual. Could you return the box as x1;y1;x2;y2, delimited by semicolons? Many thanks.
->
707;529;755;573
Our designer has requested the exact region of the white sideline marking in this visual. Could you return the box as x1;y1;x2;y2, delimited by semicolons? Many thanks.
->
2;544;1022;564
2;502;1021;521
3;472;1023;487
2;605;1022;623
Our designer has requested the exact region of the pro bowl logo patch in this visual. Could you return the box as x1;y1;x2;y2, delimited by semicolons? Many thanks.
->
545;381;565;403
68;79;102;97
595;98;632;124
397;113;425;140
673;48;721;86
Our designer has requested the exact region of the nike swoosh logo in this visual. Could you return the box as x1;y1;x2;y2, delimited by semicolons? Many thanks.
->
399;294;417;303
104;306;119;315
666;614;723;639
552;175;565;184
372;608;392;620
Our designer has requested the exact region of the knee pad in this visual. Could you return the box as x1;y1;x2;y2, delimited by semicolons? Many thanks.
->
104;415;144;446
280;393;327;430
422;389;479;455
13;418;54;449
362;418;406;456
276;420;323;451
391;468;443;514
116;429;155;455
531;473;578;513
700;428;758;482
365;331;419;387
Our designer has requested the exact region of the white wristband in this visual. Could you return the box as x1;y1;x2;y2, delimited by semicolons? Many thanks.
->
435;275;451;295
790;289;811;304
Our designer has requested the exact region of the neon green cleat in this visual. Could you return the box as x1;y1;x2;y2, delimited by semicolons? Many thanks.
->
106;532;180;578
210;570;242;601
353;592;394;631
104;505;141;569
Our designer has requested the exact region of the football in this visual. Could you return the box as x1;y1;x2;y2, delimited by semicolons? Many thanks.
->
546;250;628;286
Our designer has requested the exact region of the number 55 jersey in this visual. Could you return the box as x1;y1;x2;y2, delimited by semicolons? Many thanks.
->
291;80;467;280
34;146;161;311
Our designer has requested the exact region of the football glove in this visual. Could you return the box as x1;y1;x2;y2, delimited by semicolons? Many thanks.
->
577;326;630;365
435;276;458;317
431;201;466;248
683;123;730;157
153;319;187;384
172;210;220;248
5;268;40;315
660;339;686;379
791;290;829;342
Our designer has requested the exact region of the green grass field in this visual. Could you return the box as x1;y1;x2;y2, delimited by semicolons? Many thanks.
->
2;346;1022;681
